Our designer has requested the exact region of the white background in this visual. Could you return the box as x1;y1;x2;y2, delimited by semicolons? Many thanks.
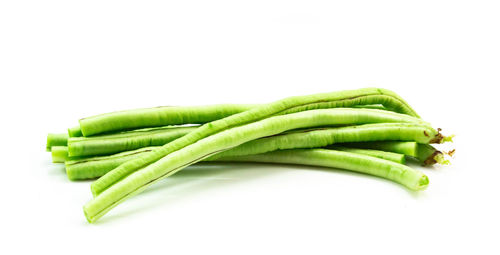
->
1;1;499;254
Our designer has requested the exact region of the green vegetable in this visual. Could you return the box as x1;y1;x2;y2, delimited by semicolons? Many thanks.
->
79;88;419;136
214;149;428;190
416;143;450;165
209;123;439;160
89;88;421;198
84;108;436;223
66;147;157;180
62;126;409;180
51;146;70;163
68;126;83;137
338;141;419;157
67;126;197;157
340;141;451;165
46;133;69;151
326;146;405;164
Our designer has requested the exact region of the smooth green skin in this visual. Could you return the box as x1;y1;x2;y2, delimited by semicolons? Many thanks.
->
209;123;438;160
67;126;197;157
90;88;420;196
79;88;419;136
84;108;428;223
51;146;70;163
46;133;69;151
338;141;419;157
214;149;428;191
327;146;405;164
68;126;83;137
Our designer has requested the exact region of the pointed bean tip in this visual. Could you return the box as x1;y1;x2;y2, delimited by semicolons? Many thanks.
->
416;175;429;191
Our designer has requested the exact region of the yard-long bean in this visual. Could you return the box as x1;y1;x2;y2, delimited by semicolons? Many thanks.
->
68;126;83;137
338;141;419;157
46;133;69;151
63;125;412;180
339;141;449;165
51;146;70;163
208;123;440;160
91;108;425;197
67;125;197;157
90;88;422;198
214;149;427;190
85;108;438;222
79;88;418;136
416;143;449;165
326;146;405;163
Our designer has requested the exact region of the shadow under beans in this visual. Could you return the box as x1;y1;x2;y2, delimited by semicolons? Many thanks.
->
96;161;422;224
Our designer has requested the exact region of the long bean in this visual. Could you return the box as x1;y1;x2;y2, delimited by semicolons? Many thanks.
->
71;148;419;189
90;88;421;197
67;126;197;157
416;144;450;165
92;108;425;197
66;147;157;180
213;149;427;190
68;104;388;139
68;126;83;137
52;146;70;163
338;141;419;157
46;133;69;151
64;126;410;180
79;88;418;136
340;141;449;165
84;108;438;222
326;146;405;163
208;123;439;160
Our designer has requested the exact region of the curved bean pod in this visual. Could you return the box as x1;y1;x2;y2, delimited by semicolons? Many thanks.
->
90;88;421;197
84;108;431;222
79;104;256;136
79;88;418;136
213;149;427;190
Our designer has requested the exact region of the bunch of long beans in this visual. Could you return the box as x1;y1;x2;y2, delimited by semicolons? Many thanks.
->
46;88;453;223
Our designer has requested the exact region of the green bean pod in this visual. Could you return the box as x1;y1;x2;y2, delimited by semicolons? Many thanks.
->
79;88;418;136
326;146;405;164
68;126;83;137
208;123;439;160
214;149;427;190
338;141;419;157
64;124;413;180
64;146;404;180
85;108;435;223
66;147;157;180
416;144;450;165
46;133;69;151
67;126;197;157
51;146;70;163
